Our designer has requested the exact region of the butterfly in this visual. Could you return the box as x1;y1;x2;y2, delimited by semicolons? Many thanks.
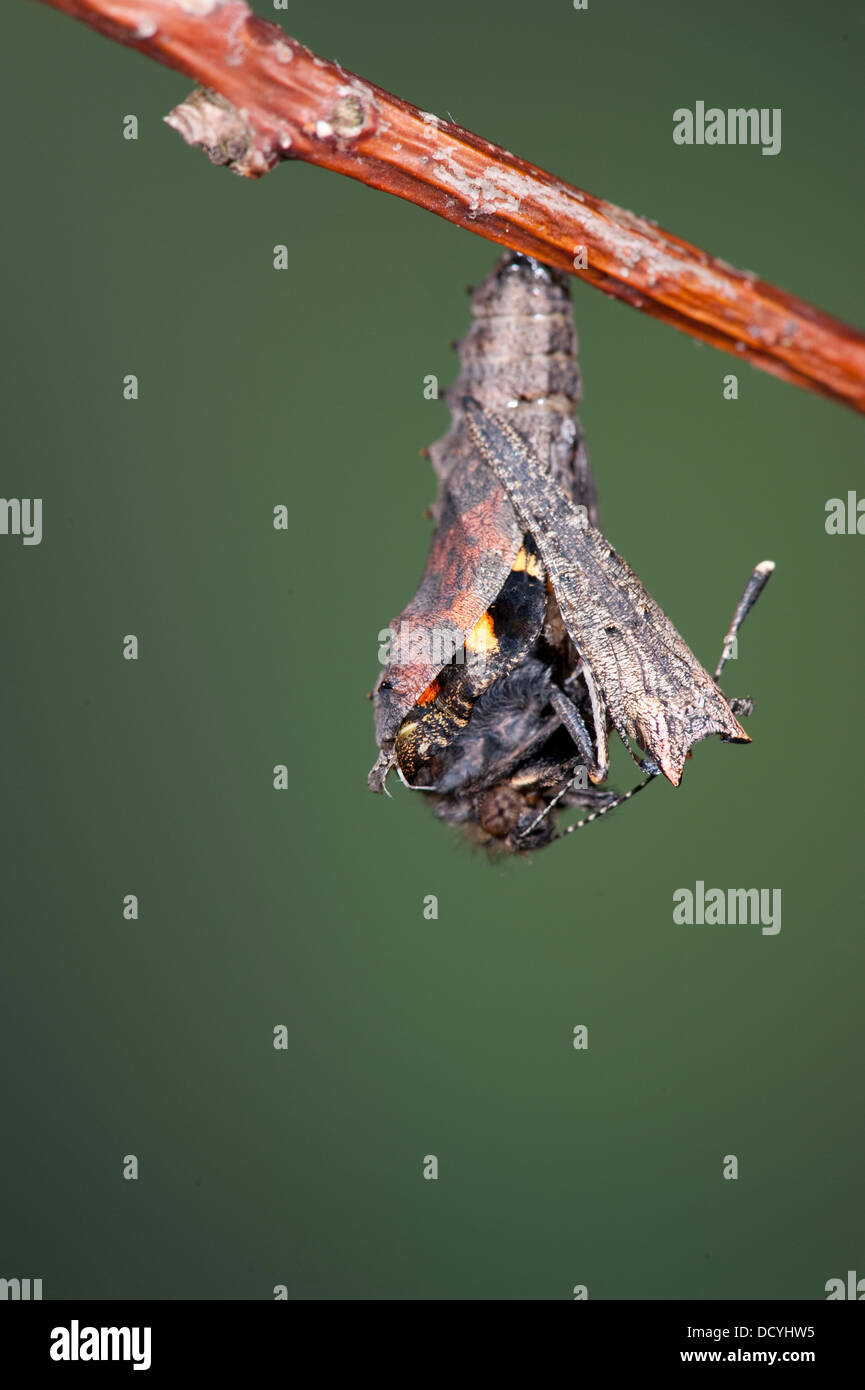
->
369;255;772;851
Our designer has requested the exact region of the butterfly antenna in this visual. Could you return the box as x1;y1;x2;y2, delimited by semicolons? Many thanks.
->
515;765;583;842
556;767;659;840
715;560;775;681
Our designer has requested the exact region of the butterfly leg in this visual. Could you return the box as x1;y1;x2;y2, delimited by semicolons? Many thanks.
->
558;658;610;784
511;672;612;845
543;665;660;840
549;687;608;785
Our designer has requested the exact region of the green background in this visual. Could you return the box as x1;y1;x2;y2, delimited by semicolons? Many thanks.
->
2;0;862;1300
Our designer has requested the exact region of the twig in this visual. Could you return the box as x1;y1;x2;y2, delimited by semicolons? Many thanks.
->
35;0;865;413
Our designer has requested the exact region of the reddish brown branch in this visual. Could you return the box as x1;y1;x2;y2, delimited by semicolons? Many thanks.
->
36;0;865;413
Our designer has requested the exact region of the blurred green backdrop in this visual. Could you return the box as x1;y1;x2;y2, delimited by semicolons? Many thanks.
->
1;0;862;1300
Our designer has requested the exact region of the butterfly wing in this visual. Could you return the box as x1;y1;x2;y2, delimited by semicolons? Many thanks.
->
464;400;748;786
371;449;522;756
